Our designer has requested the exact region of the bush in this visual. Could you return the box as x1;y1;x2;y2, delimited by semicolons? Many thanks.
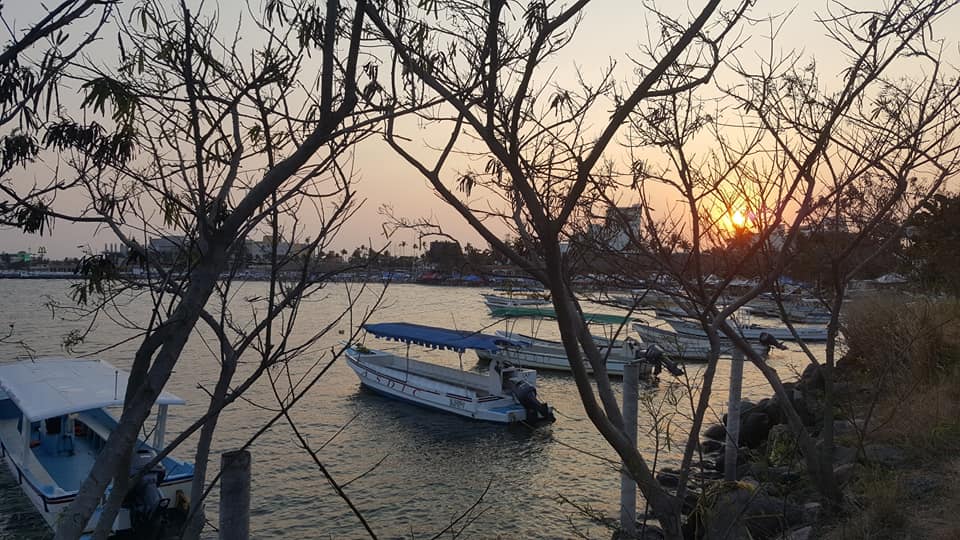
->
843;295;960;383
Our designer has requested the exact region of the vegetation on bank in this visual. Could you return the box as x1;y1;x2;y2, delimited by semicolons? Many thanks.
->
823;295;960;539
685;294;960;539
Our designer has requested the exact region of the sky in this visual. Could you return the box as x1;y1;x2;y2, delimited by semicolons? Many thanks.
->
2;0;959;259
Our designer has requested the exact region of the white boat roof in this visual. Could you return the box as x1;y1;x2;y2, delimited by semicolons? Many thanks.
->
0;358;186;421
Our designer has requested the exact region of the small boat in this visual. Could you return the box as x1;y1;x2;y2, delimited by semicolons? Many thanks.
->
632;317;787;361
346;323;555;424
481;291;550;310
477;331;663;379
660;314;827;342
0;358;194;535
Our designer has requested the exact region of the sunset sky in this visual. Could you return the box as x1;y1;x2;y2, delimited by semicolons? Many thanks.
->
3;1;958;258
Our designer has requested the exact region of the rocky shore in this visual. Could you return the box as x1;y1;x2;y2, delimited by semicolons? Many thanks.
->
634;358;932;540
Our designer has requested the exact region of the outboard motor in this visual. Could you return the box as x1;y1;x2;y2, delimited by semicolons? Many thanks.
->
758;332;788;354
644;344;685;377
123;448;169;536
511;378;555;423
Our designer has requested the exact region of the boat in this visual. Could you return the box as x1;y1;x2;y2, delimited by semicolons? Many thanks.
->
631;316;786;361
481;290;550;310
345;323;555;424
476;331;679;379
477;330;683;383
483;307;684;378
659;314;828;342
0;358;194;535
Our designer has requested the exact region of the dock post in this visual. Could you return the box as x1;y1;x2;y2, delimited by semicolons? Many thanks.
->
724;348;744;481
219;449;251;540
620;362;640;538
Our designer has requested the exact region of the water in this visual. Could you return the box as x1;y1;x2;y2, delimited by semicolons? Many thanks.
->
0;280;814;539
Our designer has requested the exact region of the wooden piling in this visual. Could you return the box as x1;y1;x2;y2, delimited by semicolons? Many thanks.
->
620;362;640;538
724;348;744;482
219;449;251;540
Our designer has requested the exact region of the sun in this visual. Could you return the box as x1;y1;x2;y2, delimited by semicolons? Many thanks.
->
731;210;747;228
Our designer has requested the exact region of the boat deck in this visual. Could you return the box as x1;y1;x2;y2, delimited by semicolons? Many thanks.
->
0;418;58;491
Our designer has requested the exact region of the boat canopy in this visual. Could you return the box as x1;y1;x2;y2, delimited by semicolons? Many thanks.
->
363;323;522;353
489;306;631;326
0;358;186;421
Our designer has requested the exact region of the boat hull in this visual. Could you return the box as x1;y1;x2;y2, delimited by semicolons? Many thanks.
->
0;435;192;534
632;321;780;361
346;348;531;424
477;332;654;379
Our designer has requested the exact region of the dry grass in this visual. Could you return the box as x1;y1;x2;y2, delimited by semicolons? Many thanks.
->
823;295;960;538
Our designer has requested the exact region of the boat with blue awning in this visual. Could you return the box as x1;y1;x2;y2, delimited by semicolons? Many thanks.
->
0;358;193;535
345;323;555;424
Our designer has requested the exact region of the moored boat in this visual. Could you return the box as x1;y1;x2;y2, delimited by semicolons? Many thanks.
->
632;316;786;361
0;358;194;536
477;331;662;379
659;314;828;342
346;323;555;424
481;291;551;310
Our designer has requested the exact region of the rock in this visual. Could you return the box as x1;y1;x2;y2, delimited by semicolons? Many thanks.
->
863;443;907;467
704;423;727;441
612;524;665;540
756;397;782;425
832;444;858;466
797;363;824;392
656;471;679;488
802;502;822;523
740;412;772;448
785;525;813;540
767;424;798;467
701;484;804;540
832;419;860;440
722;400;757;426
902;473;940;500
833;463;856;486
702;439;724;454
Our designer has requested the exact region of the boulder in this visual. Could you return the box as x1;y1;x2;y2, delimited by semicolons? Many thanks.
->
801;502;822;523
902;473;940;500
796;363;824;392
832;418;860;440
863;443;907;467
755;397;782;425
785;525;813;540
704;423;727;441
656;471;680;488
701;484;804;540
740;412;772;448
612;524;665;540
832;444;858;467
833;463;856;486
701;438;724;454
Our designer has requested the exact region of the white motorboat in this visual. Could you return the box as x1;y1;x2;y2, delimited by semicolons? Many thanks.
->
632;317;785;361
481;291;551;310
0;358;193;535
346;323;555;424
477;331;661;379
660;314;828;342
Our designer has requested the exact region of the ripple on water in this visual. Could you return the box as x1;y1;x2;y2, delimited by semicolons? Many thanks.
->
0;281;815;539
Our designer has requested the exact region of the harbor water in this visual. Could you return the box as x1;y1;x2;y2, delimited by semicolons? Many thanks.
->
0;280;817;539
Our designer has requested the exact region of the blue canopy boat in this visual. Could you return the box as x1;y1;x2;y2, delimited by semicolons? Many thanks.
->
346;323;554;424
0;358;193;535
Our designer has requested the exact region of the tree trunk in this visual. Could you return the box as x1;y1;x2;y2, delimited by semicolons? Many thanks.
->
55;258;224;540
182;354;238;540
